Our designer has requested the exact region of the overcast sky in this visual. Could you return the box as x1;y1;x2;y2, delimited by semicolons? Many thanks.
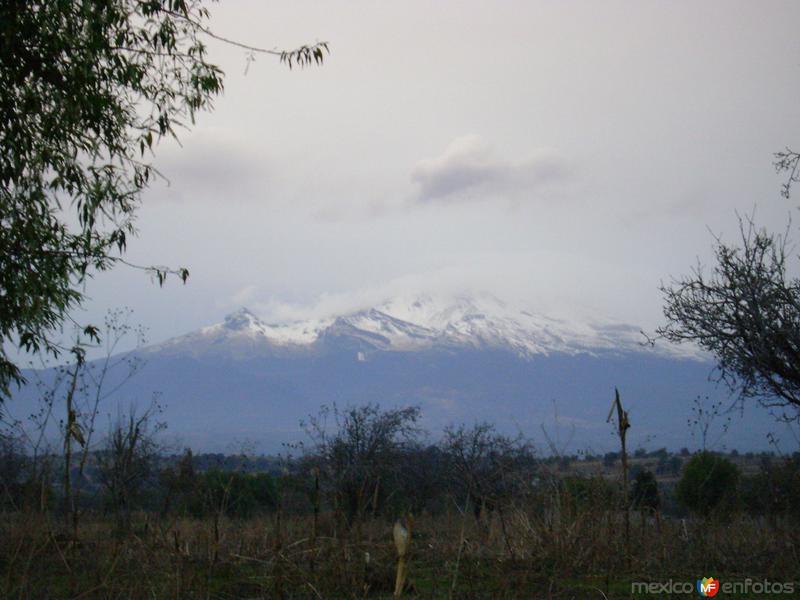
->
78;0;800;348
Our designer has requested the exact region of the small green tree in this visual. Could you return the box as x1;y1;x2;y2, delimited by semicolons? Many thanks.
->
676;452;739;517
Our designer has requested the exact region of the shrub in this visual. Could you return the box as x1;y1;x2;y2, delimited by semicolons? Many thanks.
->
676;452;739;517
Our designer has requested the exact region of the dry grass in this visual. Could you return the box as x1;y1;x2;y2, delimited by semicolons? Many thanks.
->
2;495;799;600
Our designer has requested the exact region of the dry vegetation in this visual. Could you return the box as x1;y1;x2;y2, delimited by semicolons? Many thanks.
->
2;404;800;599
2;493;799;599
4;271;797;598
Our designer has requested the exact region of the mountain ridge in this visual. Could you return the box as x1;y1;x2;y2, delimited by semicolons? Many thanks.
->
145;293;700;361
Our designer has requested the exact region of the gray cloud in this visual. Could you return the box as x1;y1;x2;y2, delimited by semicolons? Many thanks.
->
411;135;572;204
152;129;272;204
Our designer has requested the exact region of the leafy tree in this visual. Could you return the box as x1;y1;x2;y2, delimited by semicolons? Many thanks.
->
676;451;739;517
0;1;328;397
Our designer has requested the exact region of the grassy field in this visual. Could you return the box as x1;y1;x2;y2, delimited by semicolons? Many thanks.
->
3;407;798;599
2;496;799;599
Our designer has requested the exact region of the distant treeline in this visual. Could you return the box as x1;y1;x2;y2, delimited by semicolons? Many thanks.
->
2;403;799;525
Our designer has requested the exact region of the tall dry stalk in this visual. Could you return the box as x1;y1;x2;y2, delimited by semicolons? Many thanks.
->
607;388;630;568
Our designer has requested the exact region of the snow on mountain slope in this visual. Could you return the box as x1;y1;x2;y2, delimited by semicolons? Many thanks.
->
146;308;329;359
376;293;641;355
146;293;699;360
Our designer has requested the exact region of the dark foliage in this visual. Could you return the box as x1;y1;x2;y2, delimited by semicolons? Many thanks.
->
676;451;739;517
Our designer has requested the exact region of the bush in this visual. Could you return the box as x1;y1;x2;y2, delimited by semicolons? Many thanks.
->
676;452;739;517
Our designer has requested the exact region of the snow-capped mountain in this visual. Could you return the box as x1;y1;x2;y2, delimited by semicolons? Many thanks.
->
148;293;694;360
21;293;783;455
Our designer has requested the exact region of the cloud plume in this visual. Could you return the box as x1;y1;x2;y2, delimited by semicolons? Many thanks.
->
411;135;571;204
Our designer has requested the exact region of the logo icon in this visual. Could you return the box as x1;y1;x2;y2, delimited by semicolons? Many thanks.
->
697;577;720;597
